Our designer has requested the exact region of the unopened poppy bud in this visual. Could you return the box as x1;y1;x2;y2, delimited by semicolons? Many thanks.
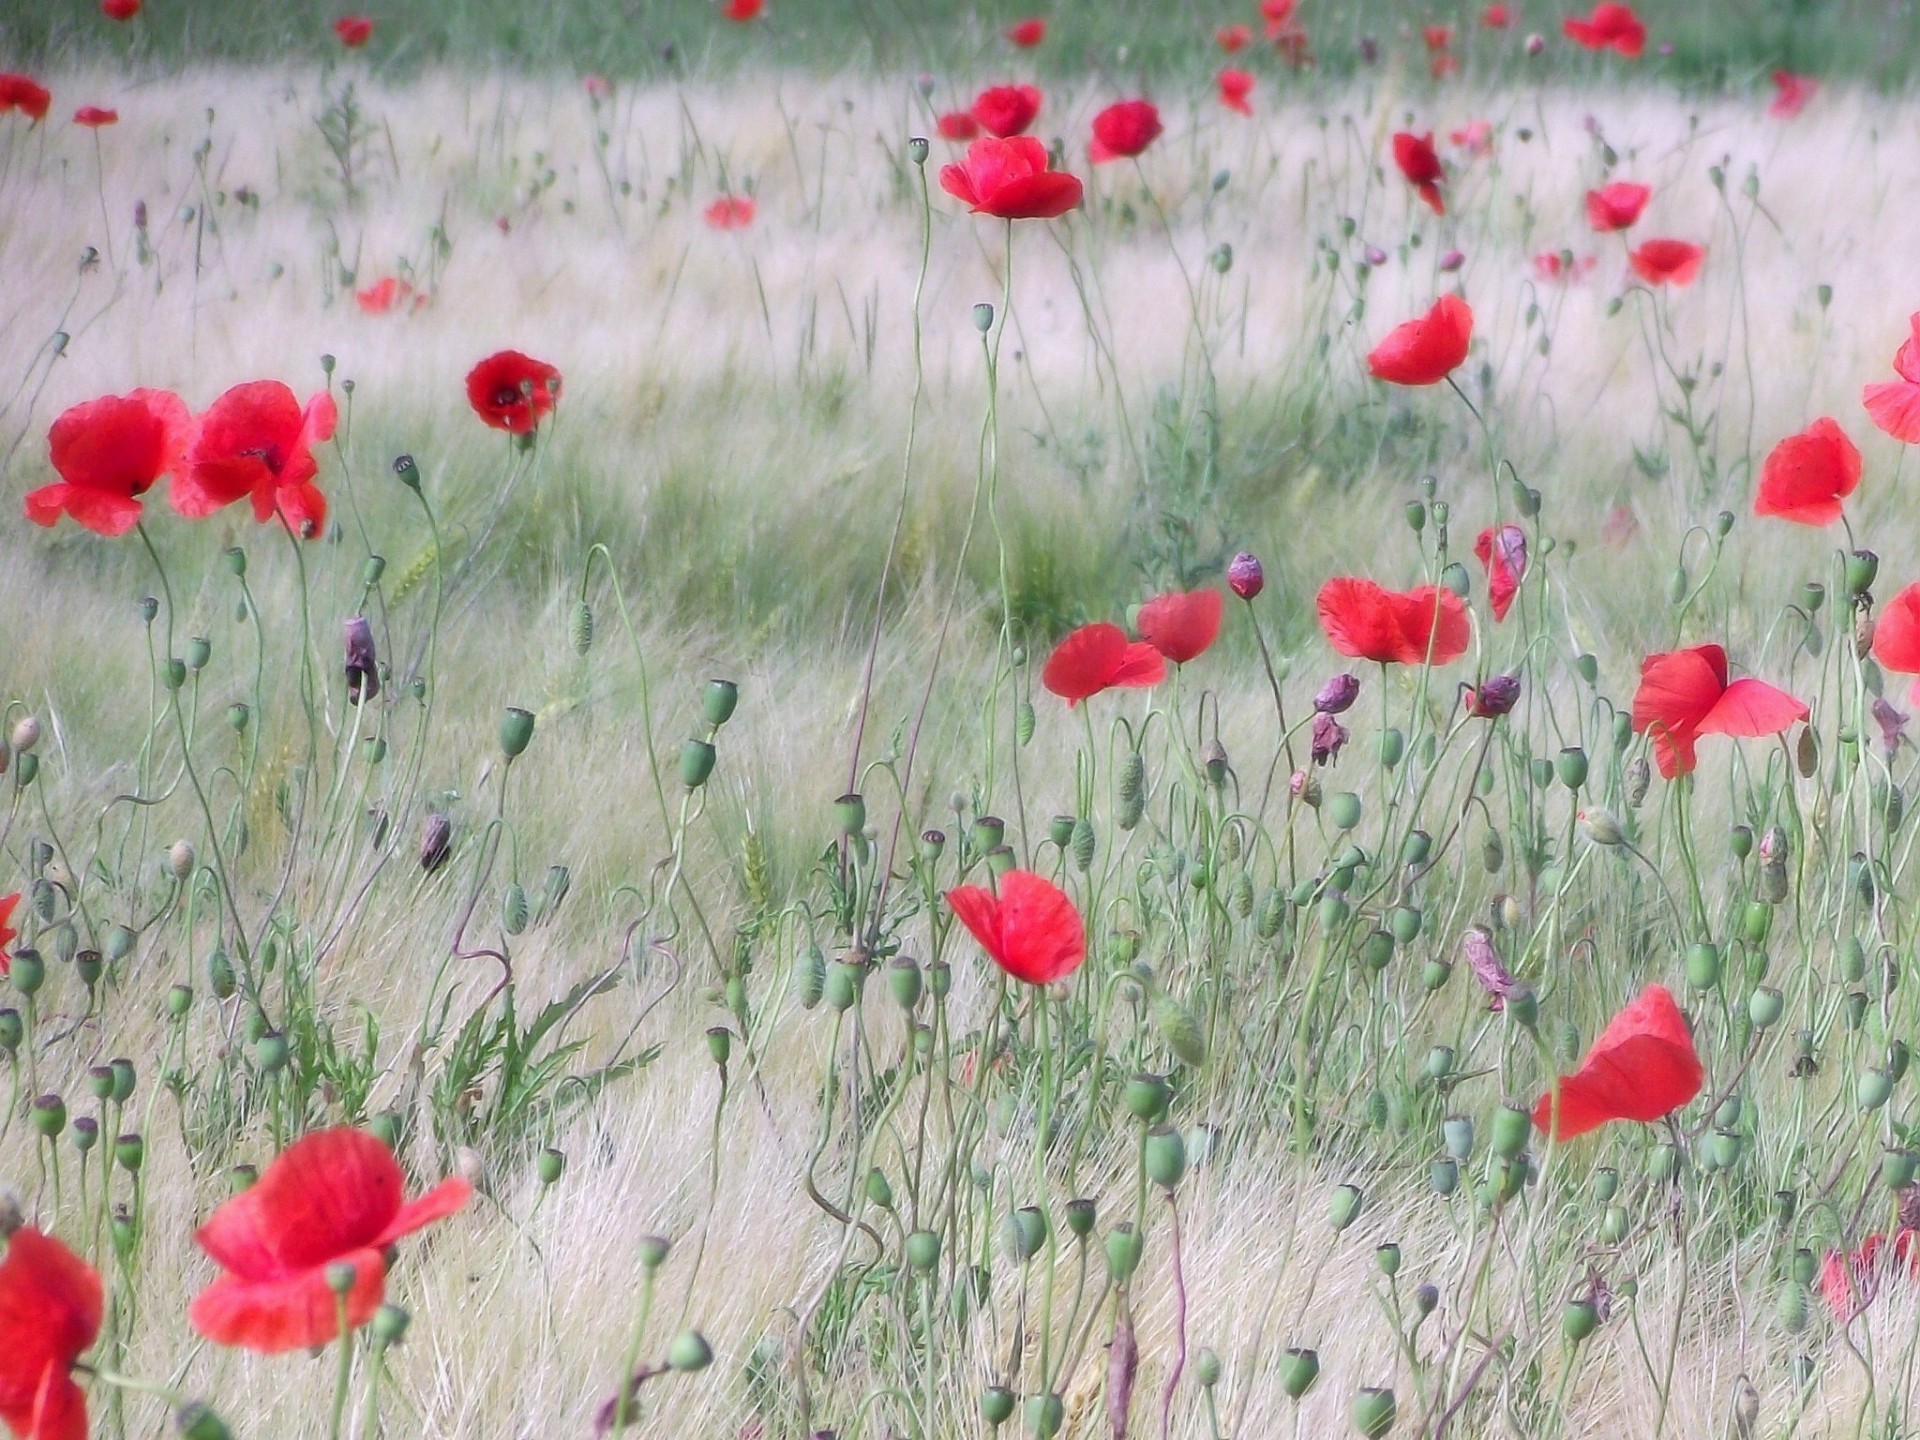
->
166;983;193;1018
906;136;929;165
1210;242;1233;273
1328;1182;1364;1231
499;706;535;758
1466;674;1522;717
1227;551;1264;600
175;1403;236;1440
702;679;739;727
11;950;45;995
255;1031;289;1073
1352;1386;1397;1437
1195;1347;1223;1388
1105;1223;1143;1281
636;1234;671;1270
1883;1149;1917;1189
10;717;41;754
0;1011;19;1054
420;812;452;872
1144;1125;1187;1188
972;303;995;333
1314;673;1360;714
167;839;196;880
865;1167;894;1210
667;1328;712;1373
1577;807;1624;846
981;1386;1016;1428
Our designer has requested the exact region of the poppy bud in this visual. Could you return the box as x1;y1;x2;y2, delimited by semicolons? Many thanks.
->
1776;1280;1810;1334
1353;1386;1397;1438
981;1387;1016;1428
1105;1223;1143;1280
1467;674;1522;718
10;950;44;995
1117;752;1147;829
1858;1068;1894;1111
534;1146;565;1186
1883;1149;1916;1190
703;679;739;727
668;1329;713;1372
1069;818;1096;872
1577;808;1624;846
1025;1393;1064;1439
176;1403;236;1440
1227;551;1264;600
1328;1182;1364;1231
1144;1125;1186;1188
864;1167;894;1210
255;1031;289;1073
1124;1072;1170;1122
1280;1347;1320;1400
421;812;452;871
1211;242;1233;273
679;739;716;788
636;1234;671;1271
1314;673;1360;714
1194;1347;1223;1389
972;303;995;333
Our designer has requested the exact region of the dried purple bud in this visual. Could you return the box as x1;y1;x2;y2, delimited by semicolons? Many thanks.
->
1228;551;1265;600
1465;674;1522;718
1311;712;1348;765
1314;673;1361;714
1364;244;1389;267
1439;248;1465;272
1527;33;1546;56
1873;696;1908;758
1358;35;1379;64
420;812;452;872
344;616;380;703
1461;924;1518;1010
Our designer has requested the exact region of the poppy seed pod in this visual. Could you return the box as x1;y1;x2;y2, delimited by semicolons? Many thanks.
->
167;983;193;1018
176;1403;237;1440
10;950;44;995
1280;1347;1320;1400
679;739;716;788
1375;1242;1401;1277
702;679;739;727
834;793;867;836
1024;1393;1064;1439
1352;1386;1397;1438
1443;1114;1475;1161
536;1147;565;1186
1124;1072;1171;1122
499;706;536;759
1848;549;1879;599
30;1094;67;1138
1563;1298;1599;1343
1006;1204;1048;1260
1144;1125;1187;1189
1328;1182;1364;1231
1228;551;1264;600
886;956;921;1010
1858;1068;1894;1111
972;303;995;333
1490;1102;1531;1159
1105;1223;1143;1281
115;1133;145;1173
981;1386;1016;1428
667;1329;713;1373
0;1011;20;1054
865;1168;894;1210
1429;1157;1458;1194
1064;1197;1096;1238
71;1118;98;1154
1599;1205;1629;1244
705;1026;732;1068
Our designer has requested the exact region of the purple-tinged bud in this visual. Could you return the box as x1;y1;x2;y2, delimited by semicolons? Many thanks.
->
1311;713;1348;765
1526;32;1546;54
1314;673;1361;714
1358;35;1379;64
1464;673;1522;718
1872;697;1908;757
1228;551;1265;600
1439;248;1465;272
1364;244;1388;267
344;616;380;702
420;812;452;872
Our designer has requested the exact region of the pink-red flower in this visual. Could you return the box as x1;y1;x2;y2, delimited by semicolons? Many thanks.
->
1563;2;1644;56
0;1228;101;1440
102;0;141;17
1259;0;1296;37
1216;23;1251;51
946;870;1085;986
721;0;765;19
1217;69;1254;116
704;195;756;229
25;389;191;537
1136;588;1222;664
1533;251;1596;282
1822;1231;1920;1321
0;893;17;976
1872;583;1920;703
1041;622;1164;705
1631;643;1807;778
1533;985;1702;1140
971;84;1042;138
1392;132;1445;215
1367;295;1473;386
333;15;373;47
1769;71;1816;119
0;76;51;122
1474;525;1527;621
939;136;1082;219
1089;100;1162;163
1006;17;1045;46
1629;239;1704;287
190;1127;470;1353
175;382;336;537
1482;3;1513;26
354;277;418;315
1753;416;1860;525
465;350;562;434
936;111;980;142
1450;119;1494;156
1585;180;1649;231
1316;577;1470;666
1863;312;1920;444
73;106;116;128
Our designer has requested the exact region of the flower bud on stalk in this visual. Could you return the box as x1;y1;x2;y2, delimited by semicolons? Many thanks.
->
1228;551;1264;599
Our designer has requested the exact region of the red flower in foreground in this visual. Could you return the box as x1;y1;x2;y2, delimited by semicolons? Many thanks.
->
1754;416;1860;525
1042;622;1164;705
1563;2;1644;56
25;389;191;537
355;277;417;314
1770;71;1816;119
1631;643;1807;778
102;0;141;17
190;1127;470;1353
1317;578;1470;666
1585;180;1649;231
1137;588;1222;664
972;84;1042;138
939;136;1082;219
175;382;336;536
721;0;765;19
704;195;756;229
1367;294;1473;386
0;1228;101;1440
1482;3;1513;26
1217;69;1254;116
0;893;17;976
1822;1231;1920;1322
1532;985;1702;1140
1006;17;1045;46
333;15;373;47
73;106;117;128
0;76;52;122
937;111;980;142
1089;100;1162;163
465;350;562;434
1392;131;1445;215
1474;525;1527;621
946;870;1085;986
1871;583;1920;703
1863;312;1920;444
1216;23;1251;51
1629;239;1704;287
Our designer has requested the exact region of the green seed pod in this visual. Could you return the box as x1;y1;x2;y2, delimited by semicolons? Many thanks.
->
1152;993;1208;1069
1845;989;1870;1029
886;956;921;1010
1016;701;1036;746
1405;500;1427;532
1352;1386;1397;1438
175;1402;237;1440
1848;549;1880;598
502;884;530;935
1047;814;1075;849
10;950;45;996
71;1118;98;1154
1749;986;1784;1028
1882;1150;1916;1190
74;950;101;989
1599;1205;1630;1244
1684;942;1720;992
1144;1125;1187;1189
1328;791;1363;830
255;1031;290;1074
0;1010;20;1053
706;1026;732;1068
1429;1158;1458;1195
1328;1182;1364;1231
1388;905;1423;944
1024;1393;1064;1439
865;1168;894;1210
703;679;739;727
1563;1298;1599;1343
536;1147;565;1185
678;738;716;788
1124;1072;1171;1122
1777;1280;1810;1334
1423;1045;1454;1081
166;984;193;1018
1710;1128;1743;1168
1375;1242;1401;1277
981;1386;1016;1428
1318;891;1350;929
984;844;1016;877
1105;1224;1143;1281
834;793;867;836
87;1065;116;1101
1117;751;1147;830
905;1228;940;1272
1742;901;1773;945
115;1133;145;1173
1360;928;1395;972
1716;1096;1742;1128
1444;1113;1477;1161
1649;1141;1680;1182
1490;1103;1530;1160
667;1329;713;1373
824;959;862;1012
1281;1347;1320;1401
1378;727;1405;769
1401;829;1433;867
30;1093;66;1138
1422;958;1452;992
1505;987;1538;1030
1857;1068;1894;1111
110;1057;135;1102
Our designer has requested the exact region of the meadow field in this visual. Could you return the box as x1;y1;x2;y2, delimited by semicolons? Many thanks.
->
6;4;1920;1438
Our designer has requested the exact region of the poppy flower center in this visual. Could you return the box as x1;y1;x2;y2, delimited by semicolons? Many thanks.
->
244;444;285;476
492;386;522;409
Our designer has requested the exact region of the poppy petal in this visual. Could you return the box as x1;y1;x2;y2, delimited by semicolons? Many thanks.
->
1872;584;1920;675
1533;985;1702;1139
1698;678;1809;739
1863;380;1920;445
948;871;1085;986
1367;295;1473;386
188;1248;384;1353
195;1128;405;1280
1042;623;1129;704
369;1176;473;1249
1136;589;1223;664
1108;642;1168;690
1754;417;1860;525
0;1229;101;1429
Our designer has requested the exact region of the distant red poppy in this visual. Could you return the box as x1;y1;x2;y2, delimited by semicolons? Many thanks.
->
25;389;192;537
1474;525;1527;621
175;382;336;537
1450;119;1493;155
1631;643;1807;777
1137;588;1222;663
1367;294;1473;386
1259;0;1296;37
704;195;756;229
1430;53;1461;77
972;84;1042;138
1316;577;1470;666
190;1127;470;1353
1629;239;1704;287
102;0;141;17
465;350;562;434
1770;71;1816;119
1821;1230;1920;1321
1216;23;1251;51
1863;313;1920;444
1563;2;1644;56
1754;417;1860;525
1423;24;1454;49
1217;68;1255;115
355;277;417;314
1533;985;1702;1140
0;76;52;122
937;111;980;141
1482;3;1513;26
1871;583;1920;703
1532;251;1596;282
946;870;1085;986
1585;180;1649;231
333;15;373;47
0;1227;101;1440
582;74;611;99
73;105;117;127
1089;100;1162;163
1006;17;1045;46
721;0;764;19
1042;622;1165;705
1274;28;1311;65
0;893;17;976
939;136;1082;219
1392;132;1445;214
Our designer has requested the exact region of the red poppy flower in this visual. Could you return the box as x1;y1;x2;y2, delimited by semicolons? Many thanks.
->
465;350;562;434
971;84;1042;139
1863;313;1920;444
582;73;611;99
0;893;17;976
939;136;1082;220
25;389;191;537
1423;24;1453;50
1872;583;1920;703
1216;23;1251;51
946;870;1085;986
1532;985;1702;1140
1450;119;1493;155
333;15;373;46
73;106;117;128
1217;69;1254;116
1482;3;1513;26
1316;577;1470;666
355;277;417;314
174;382;335;536
102;0;141;17
937;110;980;142
0;1227;101;1440
1367;294;1473;386
1259;0;1296;36
1274;28;1311;66
1769;71;1816;119
1089;100;1162;163
1821;1231;1920;1322
721;0;764;18
1006;17;1045;46
1532;251;1595;282
1041;622;1165;705
1474;525;1527;621
1631;643;1807;778
190;1127;470;1353
1753;417;1860;525
0;76;52;123
1392;132;1445;215
1136;588;1223;663
1585;180;1649;231
1629;239;1704;287
704;195;756;229
1562;2;1645;56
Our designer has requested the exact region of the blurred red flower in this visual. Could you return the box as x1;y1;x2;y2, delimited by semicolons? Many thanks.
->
102;0;141;17
25;389;191;536
1089;100;1162;163
0;1227;101;1440
1041;621;1165;705
1006;17;1045;46
73;105;117;127
939;136;1082;219
1137;588;1223;663
190;1128;470;1352
176;382;336;536
1217;68;1254;115
1532;985;1702;1140
1450;119;1493;155
1482;3;1513;26
1392;132;1445;214
1316;577;1470;666
1770;71;1816;119
333;15;373;46
704;195;756;229
1629;238;1704;286
1367;294;1472;385
1863;312;1920;444
465;350;562;434
355;277;417;314
1259;0;1296;38
1754;416;1860;525
1585;180;1649;231
0;892;17;975
721;0;764;19
946;870;1085;986
937;111;980;141
1563;2;1644;56
1216;23;1251;51
972;84;1042;138
1474;525;1527;621
1872;583;1920;703
1821;1231;1920;1322
1631;643;1806;777
1532;251;1596;282
0;75;51;122
1423;24;1453;49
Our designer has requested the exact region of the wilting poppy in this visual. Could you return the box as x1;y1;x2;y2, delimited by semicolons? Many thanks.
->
1089;100;1162;163
939;136;1082;220
1863;313;1920;444
0;76;52;122
0;893;17;975
465;350;562;434
704;195;756;229
1041;622;1165;705
1821;1231;1920;1322
190;1127;470;1352
1216;23;1251;51
102;0;140;17
1585;180;1649;231
1316;577;1470;666
946;870;1085;986
971;84;1042;138
175;382;336;536
1770;71;1816;119
1311;712;1347;763
1562;2;1645;56
1367;294;1473;386
1450;119;1493;156
1462;673;1522;717
354;277;416;314
1872;694;1910;756
1474;524;1527;620
937;110;980;141
333;15;373;47
0;1227;101;1440
1137;588;1222;664
1533;985;1702;1140
25;389;191;537
1217;69;1254;116
1392;132;1445;215
1482;3;1513;26
721;0;764;18
1753;417;1860;525
1461;924;1520;1008
1006;17;1045;46
73;106;116;128
1631;643;1807;778
1629;239;1704;287
344;617;379;702
1872;583;1920;703
1533;251;1596;282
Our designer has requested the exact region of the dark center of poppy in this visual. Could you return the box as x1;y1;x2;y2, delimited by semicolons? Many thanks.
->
243;444;284;476
492;386;522;409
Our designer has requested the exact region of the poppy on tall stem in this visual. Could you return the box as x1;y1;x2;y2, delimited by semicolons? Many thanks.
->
946;870;1084;986
1474;525;1527;620
1041;622;1164;705
25;389;191;536
1088;100;1162;164
1367;294;1473;387
1630;643;1807;778
1753;417;1860;525
1391;132;1445;215
1871;583;1920;703
1533;984;1702;1140
1585;180;1649;231
466;351;562;434
1217;69;1254;116
1136;589;1222;664
0;75;51;122
1629;239;1704;287
1316;577;1470;666
1563;2;1645;56
173;381;336;537
971;84;1042;138
939;136;1081;220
